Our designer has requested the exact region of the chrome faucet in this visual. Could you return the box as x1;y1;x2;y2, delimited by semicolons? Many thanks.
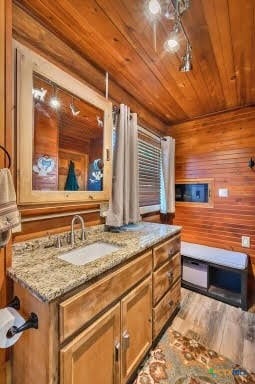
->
70;215;86;247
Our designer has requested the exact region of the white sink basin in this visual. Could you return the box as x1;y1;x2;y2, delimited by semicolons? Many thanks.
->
58;241;120;266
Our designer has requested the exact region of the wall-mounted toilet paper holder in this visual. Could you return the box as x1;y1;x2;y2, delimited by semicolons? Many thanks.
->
4;296;39;339
7;296;20;310
6;312;38;339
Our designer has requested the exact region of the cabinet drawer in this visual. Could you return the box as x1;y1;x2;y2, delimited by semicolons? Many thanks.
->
153;234;180;270
153;253;181;305
153;279;181;339
59;251;152;342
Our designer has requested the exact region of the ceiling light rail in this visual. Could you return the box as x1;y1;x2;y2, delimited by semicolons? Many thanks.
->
147;0;193;72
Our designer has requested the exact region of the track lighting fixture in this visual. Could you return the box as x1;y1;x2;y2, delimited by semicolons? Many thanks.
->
148;0;161;16
179;42;192;72
70;97;80;116
147;0;193;71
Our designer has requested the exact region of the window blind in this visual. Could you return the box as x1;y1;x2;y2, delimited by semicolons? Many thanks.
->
138;132;161;208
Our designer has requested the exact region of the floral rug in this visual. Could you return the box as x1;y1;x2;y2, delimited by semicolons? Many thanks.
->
134;329;255;384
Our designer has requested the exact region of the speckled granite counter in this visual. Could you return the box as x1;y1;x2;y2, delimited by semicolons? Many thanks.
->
8;222;181;303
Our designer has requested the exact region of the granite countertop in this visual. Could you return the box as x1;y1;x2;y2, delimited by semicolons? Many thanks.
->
8;222;181;303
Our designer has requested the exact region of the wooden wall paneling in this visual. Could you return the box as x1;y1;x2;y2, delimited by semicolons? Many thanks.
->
168;106;255;305
33;102;59;191
0;1;12;383
12;4;168;134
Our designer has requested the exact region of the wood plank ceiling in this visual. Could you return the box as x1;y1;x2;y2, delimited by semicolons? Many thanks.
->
14;0;255;125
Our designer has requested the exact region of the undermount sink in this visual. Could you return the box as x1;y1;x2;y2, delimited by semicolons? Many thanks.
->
58;241;120;266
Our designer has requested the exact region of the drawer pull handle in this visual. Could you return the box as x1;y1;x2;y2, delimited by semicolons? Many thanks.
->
115;342;120;362
169;300;174;307
122;330;130;350
167;271;174;281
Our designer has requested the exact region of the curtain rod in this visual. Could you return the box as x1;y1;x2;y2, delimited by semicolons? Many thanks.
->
113;105;166;141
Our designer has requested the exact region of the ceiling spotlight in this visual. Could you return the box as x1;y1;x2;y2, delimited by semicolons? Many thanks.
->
148;0;161;15
179;43;192;72
32;88;47;102
164;30;180;53
70;97;80;116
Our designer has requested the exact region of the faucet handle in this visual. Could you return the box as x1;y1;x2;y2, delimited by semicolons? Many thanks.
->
55;236;62;249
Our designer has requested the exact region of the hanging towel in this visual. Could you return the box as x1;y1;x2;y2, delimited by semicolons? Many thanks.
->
0;169;21;247
64;160;79;191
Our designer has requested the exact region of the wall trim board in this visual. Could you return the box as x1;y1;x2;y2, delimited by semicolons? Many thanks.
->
0;1;12;383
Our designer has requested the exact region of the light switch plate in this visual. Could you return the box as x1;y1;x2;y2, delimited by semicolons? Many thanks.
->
218;188;228;197
242;236;250;248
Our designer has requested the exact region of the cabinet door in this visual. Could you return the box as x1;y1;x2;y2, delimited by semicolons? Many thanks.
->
60;304;120;384
121;277;152;383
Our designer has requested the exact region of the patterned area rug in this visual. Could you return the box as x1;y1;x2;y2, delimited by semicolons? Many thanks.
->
134;329;255;384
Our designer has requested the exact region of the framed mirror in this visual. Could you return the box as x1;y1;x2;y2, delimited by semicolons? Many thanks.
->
15;41;112;204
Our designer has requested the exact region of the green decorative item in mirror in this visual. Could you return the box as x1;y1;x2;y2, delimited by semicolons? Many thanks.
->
64;160;79;191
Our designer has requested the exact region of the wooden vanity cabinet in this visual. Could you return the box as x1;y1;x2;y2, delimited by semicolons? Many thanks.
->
152;236;181;340
121;277;152;383
12;231;181;384
60;304;121;384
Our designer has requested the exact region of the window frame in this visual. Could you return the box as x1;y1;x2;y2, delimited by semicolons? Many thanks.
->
175;178;214;208
138;126;161;214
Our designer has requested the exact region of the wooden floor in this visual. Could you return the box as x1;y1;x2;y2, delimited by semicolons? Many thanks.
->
171;288;255;373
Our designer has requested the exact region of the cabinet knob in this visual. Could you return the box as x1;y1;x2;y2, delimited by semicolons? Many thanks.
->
114;341;120;362
169;300;174;307
122;330;130;350
167;271;174;281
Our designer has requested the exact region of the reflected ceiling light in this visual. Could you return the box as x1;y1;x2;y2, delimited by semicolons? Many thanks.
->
179;43;192;72
50;86;60;109
70;97;80;116
50;96;60;109
148;0;161;15
32;87;47;102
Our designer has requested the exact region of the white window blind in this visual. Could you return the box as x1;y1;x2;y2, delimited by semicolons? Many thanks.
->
138;130;161;208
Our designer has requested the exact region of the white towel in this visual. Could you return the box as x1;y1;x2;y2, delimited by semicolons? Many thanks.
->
0;169;21;246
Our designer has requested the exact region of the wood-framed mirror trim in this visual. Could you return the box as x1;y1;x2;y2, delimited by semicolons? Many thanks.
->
14;40;113;205
175;178;214;208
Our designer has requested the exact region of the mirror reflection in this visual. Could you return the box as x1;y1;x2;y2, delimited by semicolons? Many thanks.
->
32;73;104;192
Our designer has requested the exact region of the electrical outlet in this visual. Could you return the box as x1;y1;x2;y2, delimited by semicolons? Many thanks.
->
241;236;250;248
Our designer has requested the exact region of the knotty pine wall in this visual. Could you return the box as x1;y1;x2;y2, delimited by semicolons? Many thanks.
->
168;106;255;299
